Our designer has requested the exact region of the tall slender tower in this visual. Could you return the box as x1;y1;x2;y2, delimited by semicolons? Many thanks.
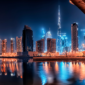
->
57;5;61;53
71;23;78;51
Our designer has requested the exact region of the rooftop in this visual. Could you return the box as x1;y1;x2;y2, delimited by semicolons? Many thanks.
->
24;25;32;30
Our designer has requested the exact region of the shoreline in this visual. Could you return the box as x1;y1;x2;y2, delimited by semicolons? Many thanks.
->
33;56;85;61
0;56;31;59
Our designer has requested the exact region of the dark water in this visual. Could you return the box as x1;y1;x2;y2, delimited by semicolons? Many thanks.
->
0;58;85;85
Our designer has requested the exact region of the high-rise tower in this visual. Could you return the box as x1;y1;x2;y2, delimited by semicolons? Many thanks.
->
36;39;45;53
45;30;52;52
10;38;15;53
57;5;61;53
47;38;56;53
16;36;22;52
71;23;78;51
22;25;33;52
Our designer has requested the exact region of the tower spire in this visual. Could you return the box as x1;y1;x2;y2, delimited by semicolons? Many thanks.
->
58;5;61;29
57;5;61;53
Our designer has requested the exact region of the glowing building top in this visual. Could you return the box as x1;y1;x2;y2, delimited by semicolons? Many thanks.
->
46;31;52;38
44;29;52;52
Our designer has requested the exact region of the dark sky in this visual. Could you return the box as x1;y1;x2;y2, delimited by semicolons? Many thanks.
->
0;0;85;48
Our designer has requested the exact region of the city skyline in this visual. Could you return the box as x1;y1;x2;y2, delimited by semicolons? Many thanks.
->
0;0;85;85
0;0;85;48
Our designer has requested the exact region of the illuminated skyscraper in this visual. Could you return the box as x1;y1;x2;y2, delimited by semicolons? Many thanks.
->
36;39;45;53
61;35;68;53
16;36;22;52
0;39;2;54
57;5;61;53
22;25;33;52
71;23;78;51
45;30;52;52
47;38;56;53
10;38;15;53
2;39;7;53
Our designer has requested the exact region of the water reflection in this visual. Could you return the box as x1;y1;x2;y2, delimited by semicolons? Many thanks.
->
1;59;85;85
35;61;85;85
0;58;23;78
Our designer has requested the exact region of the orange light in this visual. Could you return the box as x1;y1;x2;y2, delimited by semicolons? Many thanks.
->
20;76;23;78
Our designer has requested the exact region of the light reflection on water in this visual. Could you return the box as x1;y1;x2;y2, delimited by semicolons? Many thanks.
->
0;59;85;85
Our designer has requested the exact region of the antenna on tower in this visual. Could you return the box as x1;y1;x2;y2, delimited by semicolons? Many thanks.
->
58;5;61;29
57;5;61;53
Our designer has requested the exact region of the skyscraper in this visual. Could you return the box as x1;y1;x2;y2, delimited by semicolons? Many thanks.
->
36;39;45;53
10;38;15;53
47;38;56;53
45;30;52;52
57;5;61;53
71;23;78;51
22;25;33;52
2;39;7;53
16;36;22;52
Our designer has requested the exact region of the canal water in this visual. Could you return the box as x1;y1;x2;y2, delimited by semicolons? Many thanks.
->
0;58;85;85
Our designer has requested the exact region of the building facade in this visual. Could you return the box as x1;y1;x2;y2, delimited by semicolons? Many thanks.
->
16;36;22;52
47;38;56;53
71;23;78;51
36;39;45;53
2;39;7;53
10;38;15;53
22;25;33;52
61;35;68;53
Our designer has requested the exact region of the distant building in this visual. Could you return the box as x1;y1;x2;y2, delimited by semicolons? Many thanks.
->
22;25;33;52
0;39;2;54
16;36;22;52
10;38;15;53
2;39;7;53
36;39;45;53
47;38;56;53
45;30;52;52
71;23;78;51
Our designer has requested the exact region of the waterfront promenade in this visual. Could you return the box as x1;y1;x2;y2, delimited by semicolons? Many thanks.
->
33;56;85;61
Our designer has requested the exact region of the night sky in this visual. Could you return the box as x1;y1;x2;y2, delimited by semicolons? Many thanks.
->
0;0;85;49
